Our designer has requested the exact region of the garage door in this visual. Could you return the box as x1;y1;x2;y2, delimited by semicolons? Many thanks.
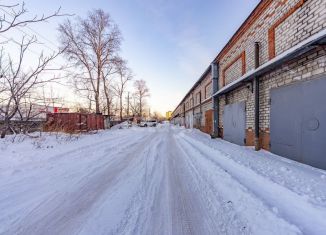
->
270;77;326;170
223;101;246;146
204;109;213;134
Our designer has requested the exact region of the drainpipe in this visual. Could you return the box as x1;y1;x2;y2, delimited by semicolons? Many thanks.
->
200;90;202;128
183;103;186;127
254;42;260;151
211;62;219;138
192;94;195;129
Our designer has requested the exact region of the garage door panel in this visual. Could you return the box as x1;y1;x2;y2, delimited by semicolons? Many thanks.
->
223;101;246;146
271;84;302;161
271;77;326;170
301;78;326;169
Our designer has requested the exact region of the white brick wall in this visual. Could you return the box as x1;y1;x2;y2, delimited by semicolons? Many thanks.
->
275;0;326;56
219;0;326;87
224;59;243;84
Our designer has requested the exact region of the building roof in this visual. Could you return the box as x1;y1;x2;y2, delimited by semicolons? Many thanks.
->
172;65;211;115
213;0;270;62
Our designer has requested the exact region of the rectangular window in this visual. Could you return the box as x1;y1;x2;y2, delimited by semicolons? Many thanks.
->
196;92;201;105
205;83;212;99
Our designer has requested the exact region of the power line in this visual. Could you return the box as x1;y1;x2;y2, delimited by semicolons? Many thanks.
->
0;7;59;53
25;25;59;49
0;7;89;78
0;34;45;57
0;34;75;74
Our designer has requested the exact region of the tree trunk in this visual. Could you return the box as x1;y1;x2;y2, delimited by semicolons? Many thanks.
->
106;98;111;128
139;97;142;119
0;129;6;139
119;96;123;121
127;92;130;117
106;99;110;116
95;92;100;114
1;119;9;138
88;98;92;112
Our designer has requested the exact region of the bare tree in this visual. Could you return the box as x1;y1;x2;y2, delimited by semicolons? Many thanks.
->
129;94;140;117
0;37;63;138
152;111;164;121
70;76;96;112
0;2;67;138
15;89;53;136
102;78;115;117
133;80;150;119
101;56;121;117
58;9;122;114
125;92;131;117
112;60;132;121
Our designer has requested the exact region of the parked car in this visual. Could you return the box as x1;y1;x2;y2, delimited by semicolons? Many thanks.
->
139;120;157;127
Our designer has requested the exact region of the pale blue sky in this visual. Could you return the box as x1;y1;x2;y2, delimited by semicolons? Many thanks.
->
5;0;260;114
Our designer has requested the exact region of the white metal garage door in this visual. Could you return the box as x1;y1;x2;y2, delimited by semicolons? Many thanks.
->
270;77;326;170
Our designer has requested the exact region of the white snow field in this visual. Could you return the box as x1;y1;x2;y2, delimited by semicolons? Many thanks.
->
1;125;326;235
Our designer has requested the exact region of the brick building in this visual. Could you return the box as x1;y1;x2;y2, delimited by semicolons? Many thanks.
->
171;0;326;170
172;67;214;134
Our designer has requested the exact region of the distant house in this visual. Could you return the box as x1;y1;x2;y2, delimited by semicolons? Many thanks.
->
0;104;69;121
166;111;172;120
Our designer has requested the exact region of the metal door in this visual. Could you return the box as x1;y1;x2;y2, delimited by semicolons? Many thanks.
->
270;84;301;162
205;110;213;134
271;77;326;169
194;113;201;129
189;112;194;129
223;101;246;145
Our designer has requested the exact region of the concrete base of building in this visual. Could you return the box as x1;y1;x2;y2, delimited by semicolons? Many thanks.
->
259;128;270;151
245;128;255;146
210;133;219;139
216;127;270;151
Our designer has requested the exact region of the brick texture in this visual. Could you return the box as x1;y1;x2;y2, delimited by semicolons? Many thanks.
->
218;0;325;88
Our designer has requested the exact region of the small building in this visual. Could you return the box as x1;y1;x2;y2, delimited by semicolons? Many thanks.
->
171;0;326;170
166;111;172;120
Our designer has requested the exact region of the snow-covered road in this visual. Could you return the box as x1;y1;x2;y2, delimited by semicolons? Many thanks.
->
1;125;326;235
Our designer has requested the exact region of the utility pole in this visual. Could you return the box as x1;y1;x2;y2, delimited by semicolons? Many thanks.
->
126;92;131;117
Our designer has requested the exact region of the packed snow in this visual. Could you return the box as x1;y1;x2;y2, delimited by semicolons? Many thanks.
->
0;124;326;235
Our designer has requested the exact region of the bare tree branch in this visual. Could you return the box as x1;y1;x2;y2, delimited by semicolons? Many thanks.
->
0;2;71;34
0;37;64;138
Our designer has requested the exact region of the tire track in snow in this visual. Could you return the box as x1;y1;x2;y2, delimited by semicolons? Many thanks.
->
0;131;150;229
176;132;326;234
181;130;326;207
3;131;156;235
168;133;250;235
113;131;171;235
